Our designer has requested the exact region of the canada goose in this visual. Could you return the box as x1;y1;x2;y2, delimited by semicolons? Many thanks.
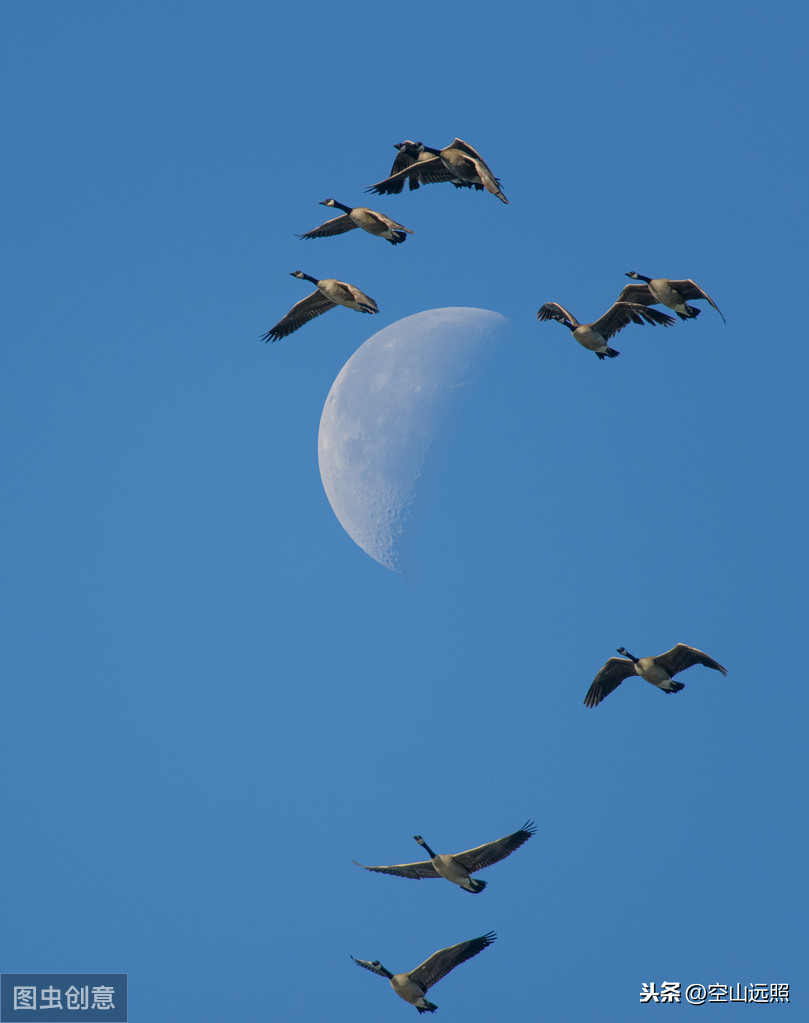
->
351;931;496;1014
619;272;726;323
388;141;479;192
368;138;508;203
297;199;413;245
584;644;728;708
353;821;535;894
260;271;378;343
537;300;676;359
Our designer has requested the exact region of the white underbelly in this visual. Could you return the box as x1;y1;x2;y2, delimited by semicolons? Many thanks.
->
573;326;606;351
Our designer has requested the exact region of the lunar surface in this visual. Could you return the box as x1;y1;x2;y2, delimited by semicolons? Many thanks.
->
318;307;510;573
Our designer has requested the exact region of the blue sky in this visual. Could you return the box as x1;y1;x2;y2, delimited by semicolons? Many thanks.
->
2;1;806;1019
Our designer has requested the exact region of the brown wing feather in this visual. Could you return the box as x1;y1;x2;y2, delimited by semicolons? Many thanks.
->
260;290;336;342
667;280;726;322
584;656;636;708
537;302;579;328
352;858;440;880
351;957;389;978
409;932;496;991
593;301;675;338
654;644;728;677
297;214;357;240
366;157;447;196
616;283;657;307
447;138;485;162
453;821;536;872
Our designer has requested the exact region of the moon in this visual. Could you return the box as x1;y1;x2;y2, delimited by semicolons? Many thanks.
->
318;307;511;573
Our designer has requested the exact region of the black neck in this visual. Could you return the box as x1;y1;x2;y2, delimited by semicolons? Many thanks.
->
416;836;437;858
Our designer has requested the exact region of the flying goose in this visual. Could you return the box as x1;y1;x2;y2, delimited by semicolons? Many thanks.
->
260;271;378;342
297;199;413;245
368;138;508;203
619;272;726;322
351;931;496;1014
353;820;536;894
537;300;676;359
387;140;480;192
584;644;728;708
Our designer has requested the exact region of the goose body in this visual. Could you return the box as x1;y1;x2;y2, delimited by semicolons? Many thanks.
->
537;300;676;359
351;931;496;1013
584;644;728;708
353;821;535;894
298;199;413;245
368;138;507;203
619;272;726;322
261;271;378;343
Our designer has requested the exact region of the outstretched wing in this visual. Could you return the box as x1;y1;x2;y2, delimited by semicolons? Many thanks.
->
668;280;726;322
351;957;389;979
616;282;657;307
366;157;455;196
452;821;536;872
296;214;357;240
654;644;728;677
592;301;675;339
537;302;579;329
260;290;336;342
584;656;636;708
447;138;485;162
409;932;497;992
352;858;440;880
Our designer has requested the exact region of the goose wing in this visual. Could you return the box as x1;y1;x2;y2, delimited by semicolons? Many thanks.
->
537;302;580;329
357;208;413;233
260;290;337;342
351;957;389;979
452;821;537;872
668;280;726;322
654;644;728;677
366;157;456;196
409;932;496;992
352;857;440;880
297;214;357;240
445;139;508;202
591;301;675;339
584;656;636;708
447;138;486;162
616;282;657;307
329;280;378;313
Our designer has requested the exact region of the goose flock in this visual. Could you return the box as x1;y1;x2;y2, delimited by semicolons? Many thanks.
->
261;136;724;359
263;135;729;1012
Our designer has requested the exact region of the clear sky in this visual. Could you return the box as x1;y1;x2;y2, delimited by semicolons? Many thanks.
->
2;1;806;1020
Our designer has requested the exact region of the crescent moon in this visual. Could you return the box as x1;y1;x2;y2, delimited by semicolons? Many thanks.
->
318;307;510;573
